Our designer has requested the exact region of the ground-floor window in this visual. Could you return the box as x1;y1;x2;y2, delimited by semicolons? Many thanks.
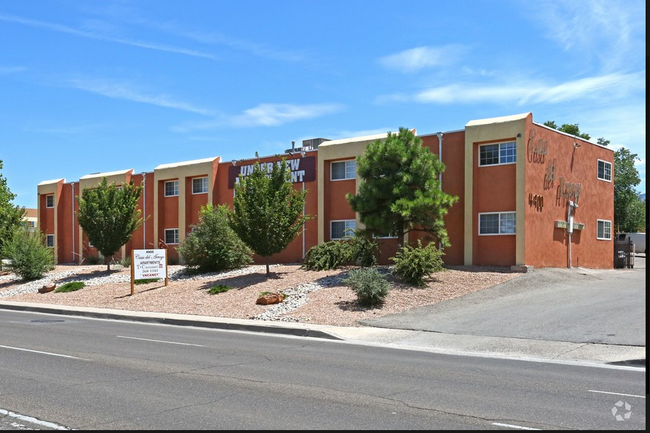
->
597;219;611;240
165;228;179;245
479;212;516;235
330;220;356;240
46;234;54;248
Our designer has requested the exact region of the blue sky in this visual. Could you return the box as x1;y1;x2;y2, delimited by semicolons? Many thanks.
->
1;0;645;209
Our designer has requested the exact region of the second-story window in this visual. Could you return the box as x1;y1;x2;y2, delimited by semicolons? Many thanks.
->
479;141;517;166
331;160;356;180
164;180;179;197
46;195;54;208
192;177;208;194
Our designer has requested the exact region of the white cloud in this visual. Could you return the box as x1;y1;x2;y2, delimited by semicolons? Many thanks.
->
228;103;343;127
0;13;215;59
379;45;467;73
68;79;215;116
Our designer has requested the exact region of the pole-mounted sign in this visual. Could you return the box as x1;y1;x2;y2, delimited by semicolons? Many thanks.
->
130;249;168;295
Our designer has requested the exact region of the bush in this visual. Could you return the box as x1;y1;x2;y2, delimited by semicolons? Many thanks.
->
302;240;353;271
1;228;54;280
208;284;234;295
343;267;390;307
54;281;85;292
391;240;444;286
302;230;378;271
120;257;132;267
134;278;160;285
86;255;102;265
178;204;253;273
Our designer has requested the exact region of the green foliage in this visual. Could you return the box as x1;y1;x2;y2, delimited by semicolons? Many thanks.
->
134;278;160;285
120;257;132;267
208;284;234;295
543;121;591;140
391;240;444;286
76;177;144;271
54;281;85;293
347;128;458;249
614;148;645;233
302;229;379;271
303;240;354;270
229;159;311;275
1;228;54;280
178;204;253;273
85;255;102;265
343;267;390;307
0;160;26;262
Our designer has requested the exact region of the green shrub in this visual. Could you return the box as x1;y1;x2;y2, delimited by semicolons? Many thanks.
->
86;255;102;265
208;284;234;295
348;230;378;267
1;228;54;280
391;240;444;286
178;204;253;273
120;257;132;267
343;267;390;307
302;240;353;271
134;278;160;285
54;281;85;292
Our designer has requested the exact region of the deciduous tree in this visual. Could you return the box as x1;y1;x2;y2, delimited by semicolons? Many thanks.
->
76;177;144;271
0;160;26;266
228;160;310;276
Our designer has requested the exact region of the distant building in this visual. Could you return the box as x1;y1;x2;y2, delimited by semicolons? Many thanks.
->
37;112;615;269
22;208;38;232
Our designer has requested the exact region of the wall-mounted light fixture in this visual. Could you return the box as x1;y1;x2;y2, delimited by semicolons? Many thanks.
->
574;142;581;149
300;150;306;157
517;133;522;138
232;160;237;166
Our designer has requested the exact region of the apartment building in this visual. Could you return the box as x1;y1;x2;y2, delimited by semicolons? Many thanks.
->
37;112;615;269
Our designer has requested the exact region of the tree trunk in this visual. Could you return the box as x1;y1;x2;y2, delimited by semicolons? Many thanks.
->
265;257;270;277
105;255;111;272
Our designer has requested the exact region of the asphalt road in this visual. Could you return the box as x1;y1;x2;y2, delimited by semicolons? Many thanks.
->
361;255;646;347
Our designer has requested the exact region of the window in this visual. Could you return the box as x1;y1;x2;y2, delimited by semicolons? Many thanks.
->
597;220;611;240
46;234;54;248
164;180;179;197
597;160;612;182
330;220;356;240
192;177;208;194
331;160;356;180
479;141;517;166
479;212;516;235
46;195;54;208
165;228;179;245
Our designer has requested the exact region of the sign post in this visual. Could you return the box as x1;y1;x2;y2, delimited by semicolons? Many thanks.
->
130;249;168;296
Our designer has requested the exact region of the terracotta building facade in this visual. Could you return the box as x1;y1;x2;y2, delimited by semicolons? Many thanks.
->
37;112;616;270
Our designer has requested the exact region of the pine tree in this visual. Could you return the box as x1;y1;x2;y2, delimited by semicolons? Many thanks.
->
347;128;458;248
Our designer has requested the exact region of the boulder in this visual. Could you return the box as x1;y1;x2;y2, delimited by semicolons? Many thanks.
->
256;293;284;305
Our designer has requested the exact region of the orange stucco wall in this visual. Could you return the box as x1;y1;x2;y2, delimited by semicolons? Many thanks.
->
323;157;357;242
472;138;517;266
523;119;615;268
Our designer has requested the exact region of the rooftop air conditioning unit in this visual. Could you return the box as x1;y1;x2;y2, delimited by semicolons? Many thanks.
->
302;138;330;150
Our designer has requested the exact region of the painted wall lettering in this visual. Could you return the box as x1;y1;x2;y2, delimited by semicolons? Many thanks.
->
228;156;316;188
527;128;548;164
557;176;582;203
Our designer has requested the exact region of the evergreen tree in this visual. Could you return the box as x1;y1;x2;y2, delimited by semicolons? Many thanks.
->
347;127;458;249
229;159;310;276
76;177;144;271
0;160;26;267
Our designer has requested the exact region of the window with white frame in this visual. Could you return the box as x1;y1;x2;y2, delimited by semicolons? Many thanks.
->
192;177;208;194
331;160;356;180
164;180;179;197
46;195;54;208
330;220;356;240
46;234;54;248
164;228;179;245
479;212;516;235
597;220;611;240
597;160;612;182
479;141;517;166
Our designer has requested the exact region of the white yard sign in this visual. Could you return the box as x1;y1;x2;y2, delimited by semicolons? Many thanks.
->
130;249;168;295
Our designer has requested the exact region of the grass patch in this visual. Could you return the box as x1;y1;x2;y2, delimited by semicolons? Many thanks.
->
54;281;85;293
134;278;160;285
208;284;235;295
